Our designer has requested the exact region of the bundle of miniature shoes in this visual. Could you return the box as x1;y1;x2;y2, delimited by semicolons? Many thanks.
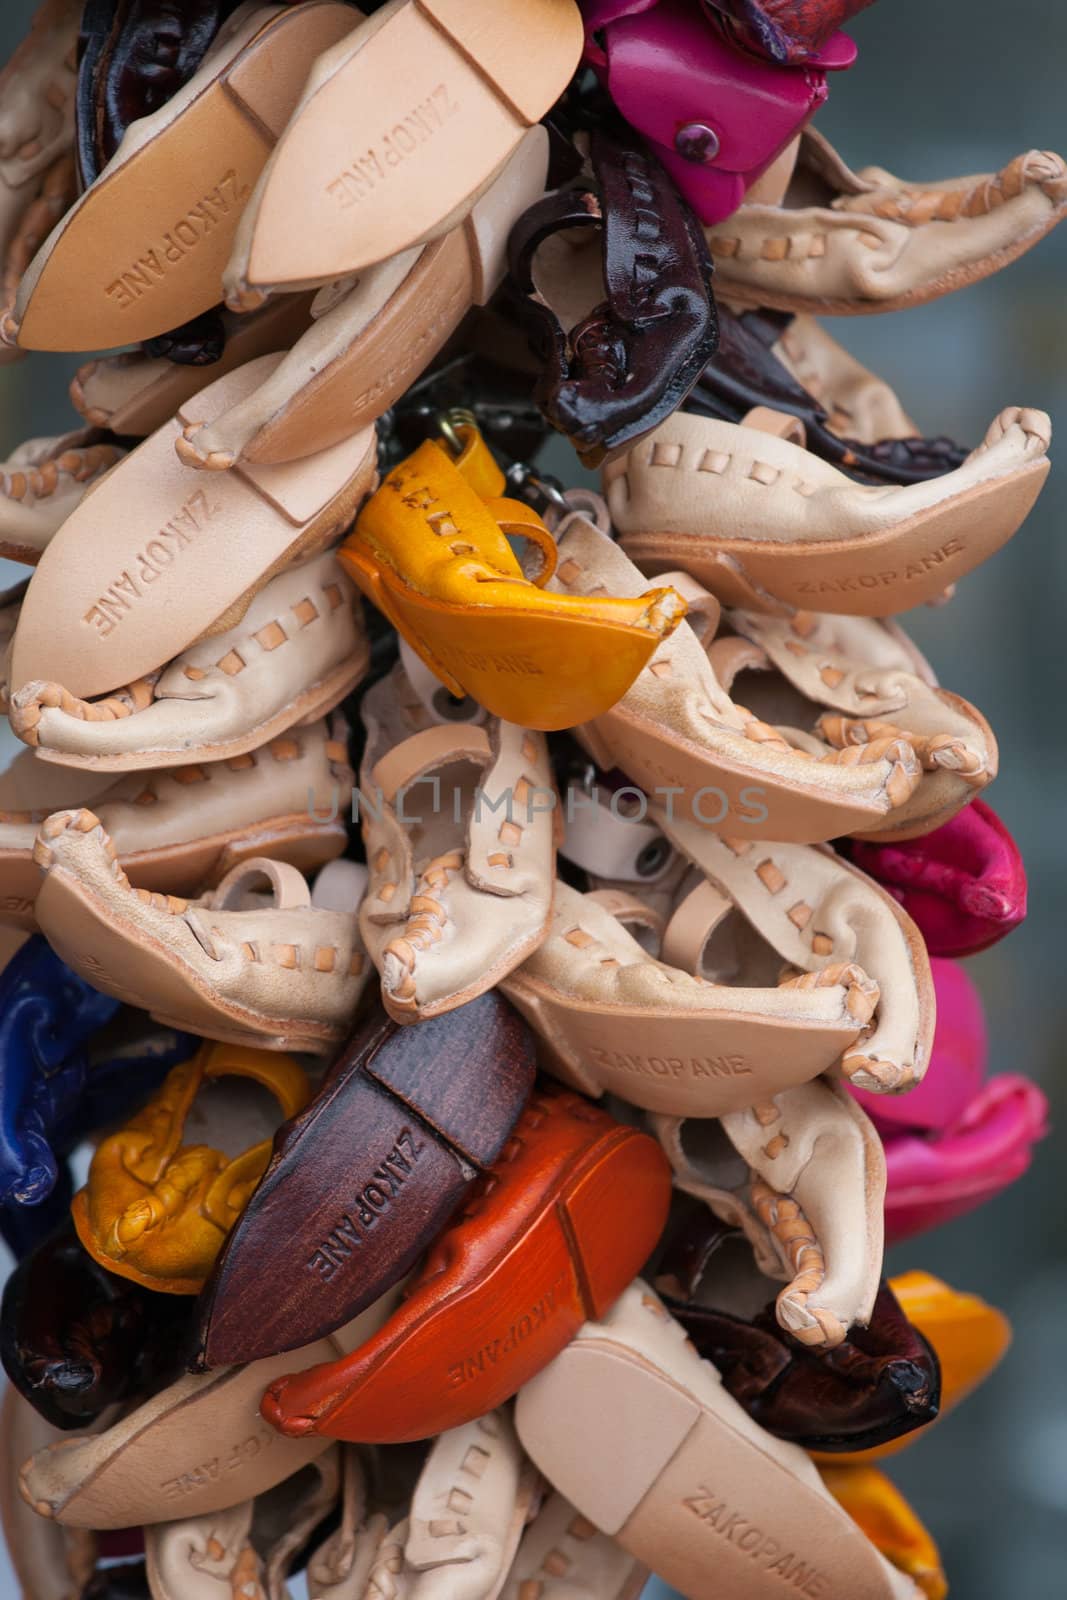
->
0;2;1054;1598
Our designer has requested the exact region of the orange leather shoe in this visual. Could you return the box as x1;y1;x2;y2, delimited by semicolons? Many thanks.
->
259;1084;672;1443
339;423;685;730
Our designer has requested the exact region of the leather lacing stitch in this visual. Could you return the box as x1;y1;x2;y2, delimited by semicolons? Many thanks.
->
32;809;365;980
1;151;77;319
642;435;819;496
515;1511;602;1600
749;1169;844;1348
0;432;121;506
424;1413;500;1541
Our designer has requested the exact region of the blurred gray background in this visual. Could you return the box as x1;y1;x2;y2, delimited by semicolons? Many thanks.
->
1;0;1065;1594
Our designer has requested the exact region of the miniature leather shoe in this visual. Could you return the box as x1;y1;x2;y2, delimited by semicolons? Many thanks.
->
1;1386;101;1600
606;403;1050;615
0;0;80;362
507;123;718;466
6;551;369;772
306;1447;388;1600
176;129;550;469
704;128;1067;314
548;497;925;843
688;306;971;488
4;2;358;351
654;1209;939;1453
341;425;685;731
226;0;583;296
847;796;1028;956
501;880;881;1115
580;0;856;226
653;1075;888;1350
0;429;124;566
15;1288;403;1529
8;356;376;706
515;1281;921;1600
70;292;317;439
1;1217;194;1429
194;993;537;1367
819;1465;947;1600
500;1489;648;1600
70;1038;312;1294
357;666;556;1021
144;1448;342;1600
0;716;353;931
33;826;371;1053
260;1084;672;1443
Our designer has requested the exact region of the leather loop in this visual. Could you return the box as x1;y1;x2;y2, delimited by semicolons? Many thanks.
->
210;856;312;913
486;495;559;585
743;404;807;444
447;423;508;500
584;887;667;942
561;786;673;882
649;570;721;641
372;724;493;804
661;880;737;974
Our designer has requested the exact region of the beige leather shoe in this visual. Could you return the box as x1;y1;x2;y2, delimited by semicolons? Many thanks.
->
0;715;352;931
145;1450;342;1600
0;0;80;363
307;1448;390;1600
175;128;550;469
359;663;556;1022
16;1291;400;1530
0;1387;98;1600
548;498;922;844
654;1075;887;1350
8;356;376;706
500;1491;647;1600
0;429;124;565
607;404;1051;616
6;551;368;772
515;1282;921;1600
706;128;1067;315
33;822;370;1052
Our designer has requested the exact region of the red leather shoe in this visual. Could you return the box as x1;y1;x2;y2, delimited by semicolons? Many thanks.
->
259;1084;672;1443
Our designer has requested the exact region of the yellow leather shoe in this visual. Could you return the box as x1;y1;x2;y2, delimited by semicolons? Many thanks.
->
820;1464;947;1600
70;1039;311;1295
339;423;685;729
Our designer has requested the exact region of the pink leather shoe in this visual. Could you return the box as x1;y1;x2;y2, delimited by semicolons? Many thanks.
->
850;959;1047;1241
848;799;1027;957
581;0;856;224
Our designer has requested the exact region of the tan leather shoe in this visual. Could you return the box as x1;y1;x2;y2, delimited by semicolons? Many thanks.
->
0;715;352;931
607;404;1050;616
358;664;556;1022
705;128;1067;314
16;1290;400;1530
652;1076;887;1351
0;429;124;565
175;128;550;469
0;1387;98;1600
33;822;370;1052
226;0;583;295
515;1282;920;1599
500;1490;647;1600
5;2;358;351
6;551;368;772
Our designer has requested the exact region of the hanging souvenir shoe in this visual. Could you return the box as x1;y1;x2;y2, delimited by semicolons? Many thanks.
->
4;2;358;350
33;829;372;1053
339;424;686;730
703;129;1067;314
514;1281;922;1599
0;429;125;566
225;0;584;296
193;993;537;1368
605;402;1050;615
259;1085;672;1443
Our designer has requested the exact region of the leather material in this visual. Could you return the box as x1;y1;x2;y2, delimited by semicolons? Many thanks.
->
0;429;125;565
7;3;360;350
6;552;370;772
33;821;372;1054
515;1281;921;1599
818;1464;947;1600
655;1211;939;1452
259;1084;672;1443
507;126;718;465
227;0;585;293
847;796;1028;956
500;1490;647;1600
606;404;1050;616
194;993;537;1368
342;427;685;730
0;1386;100;1600
70;1039;311;1294
0;715;354;931
1;1216;194;1429
704;128;1067;314
358;666;557;1021
708;2;875;64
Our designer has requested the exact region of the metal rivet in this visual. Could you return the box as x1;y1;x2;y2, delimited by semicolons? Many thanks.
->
675;122;721;165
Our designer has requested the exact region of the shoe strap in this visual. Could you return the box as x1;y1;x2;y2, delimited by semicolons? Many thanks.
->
210;856;312;912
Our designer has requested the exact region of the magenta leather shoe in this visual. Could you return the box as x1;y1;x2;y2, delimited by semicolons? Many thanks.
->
707;2;876;65
581;0;857;223
851;959;1047;1241
849;799;1028;958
